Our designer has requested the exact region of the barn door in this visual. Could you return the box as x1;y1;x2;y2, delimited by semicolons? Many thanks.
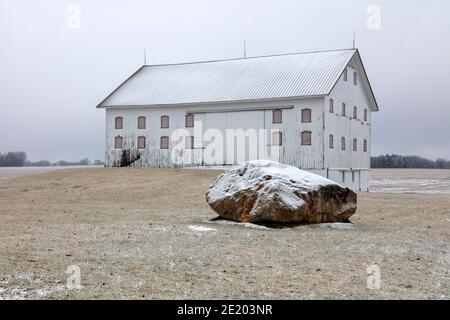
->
194;108;296;166
200;112;227;166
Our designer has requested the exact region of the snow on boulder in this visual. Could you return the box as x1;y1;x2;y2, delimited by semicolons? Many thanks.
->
206;160;357;224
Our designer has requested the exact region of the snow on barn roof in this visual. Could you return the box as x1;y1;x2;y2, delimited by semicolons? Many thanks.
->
97;48;378;110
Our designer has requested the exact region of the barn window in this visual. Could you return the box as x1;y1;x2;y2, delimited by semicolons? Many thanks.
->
272;131;282;146
364;109;368;122
341;137;346;150
329;99;334;113
272;109;282;124
353;138;357;151
363;139;368;152
137;116;146;129
301;108;311;123
353;71;357;85
343;68;348;81
114;136;123;149
137;136;146;149
161;115;169;128
301;131;311;145
353;106;358;119
185;136;194;149
329;135;334;149
115;116;123;129
160;136;169;149
342;103;346;116
185;114;194;128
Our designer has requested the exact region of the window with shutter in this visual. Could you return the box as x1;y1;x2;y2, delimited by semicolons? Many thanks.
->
185;136;194;149
341;137;346;150
138;116;146;129
353;138;357;151
114;136;123;149
185;114;194;128
342;103;346;116
329;99;334;113
329;135;334;149
160;136;169;149
301;131;311;145
161;115;169;128
138;136;145;149
301;108;311;123
272;109;282;124
272;131;282;146
115;117;123;129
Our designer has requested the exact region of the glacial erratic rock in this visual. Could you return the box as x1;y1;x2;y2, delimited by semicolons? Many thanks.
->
206;160;357;224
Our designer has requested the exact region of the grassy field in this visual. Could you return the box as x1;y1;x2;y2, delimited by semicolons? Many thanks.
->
0;168;449;299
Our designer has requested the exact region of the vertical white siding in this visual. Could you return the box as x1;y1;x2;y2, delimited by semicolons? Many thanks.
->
105;98;325;170
278;100;324;170
324;64;372;190
105;107;202;167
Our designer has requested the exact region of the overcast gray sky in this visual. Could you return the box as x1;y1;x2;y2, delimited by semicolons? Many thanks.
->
1;0;449;162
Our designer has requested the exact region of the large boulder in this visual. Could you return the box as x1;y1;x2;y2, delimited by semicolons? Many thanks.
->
206;160;357;224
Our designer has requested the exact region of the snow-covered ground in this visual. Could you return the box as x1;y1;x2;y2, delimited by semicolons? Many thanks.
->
370;178;450;194
369;169;450;194
1;166;449;299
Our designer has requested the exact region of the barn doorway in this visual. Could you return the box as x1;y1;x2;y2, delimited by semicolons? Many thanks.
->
194;109;280;165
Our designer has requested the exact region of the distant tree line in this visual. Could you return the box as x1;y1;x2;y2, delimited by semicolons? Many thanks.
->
2;151;449;169
51;158;91;166
371;154;450;169
0;151;104;167
0;152;27;167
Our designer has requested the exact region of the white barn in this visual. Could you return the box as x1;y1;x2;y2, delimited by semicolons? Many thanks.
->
97;49;378;191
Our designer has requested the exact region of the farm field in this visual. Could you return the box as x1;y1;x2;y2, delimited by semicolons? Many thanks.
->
0;166;102;180
0;168;449;299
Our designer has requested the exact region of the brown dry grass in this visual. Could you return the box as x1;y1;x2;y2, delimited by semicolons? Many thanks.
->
0;168;449;299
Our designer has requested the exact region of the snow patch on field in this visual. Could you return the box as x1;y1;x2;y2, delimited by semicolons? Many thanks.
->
211;219;271;230
188;225;217;232
308;222;355;230
370;178;450;194
0;272;68;300
15;272;33;281
0;284;66;300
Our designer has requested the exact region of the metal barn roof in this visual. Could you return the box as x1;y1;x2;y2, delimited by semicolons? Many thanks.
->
97;49;378;110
